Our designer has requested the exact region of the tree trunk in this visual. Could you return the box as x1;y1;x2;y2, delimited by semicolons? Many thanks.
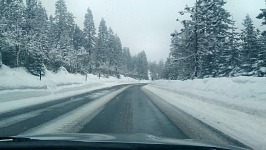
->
16;44;20;68
0;52;2;67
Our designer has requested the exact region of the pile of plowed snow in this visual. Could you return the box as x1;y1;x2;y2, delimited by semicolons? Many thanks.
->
0;65;137;91
150;77;266;117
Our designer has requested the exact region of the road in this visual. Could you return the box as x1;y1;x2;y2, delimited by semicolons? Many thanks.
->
0;84;247;148
0;85;126;136
80;85;186;139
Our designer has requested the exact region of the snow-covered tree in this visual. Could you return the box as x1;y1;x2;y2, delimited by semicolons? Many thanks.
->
218;20;241;77
121;47;132;75
95;18;109;73
46;15;61;72
149;61;160;80
1;0;26;68
54;0;75;72
83;7;96;73
162;57;178;80
239;15;261;76
196;0;233;77
107;28;122;74
168;0;234;79
24;0;48;75
83;8;96;55
0;0;149;79
136;51;148;80
256;3;266;76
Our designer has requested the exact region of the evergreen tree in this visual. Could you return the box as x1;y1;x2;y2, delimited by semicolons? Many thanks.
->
171;0;233;79
136;51;148;80
196;0;233;77
107;29;122;74
95;18;109;73
240;15;260;76
218;20;241;77
83;7;96;73
257;3;266;35
121;47;132;76
170;28;195;80
162;57;178;80
24;0;48;75
257;3;266;76
84;8;96;55
54;0;75;72
72;25;86;73
149;61;160;80
47;15;61;72
1;0;26;68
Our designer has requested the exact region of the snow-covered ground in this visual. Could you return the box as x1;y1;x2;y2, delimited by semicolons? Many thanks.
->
144;77;266;150
0;65;143;110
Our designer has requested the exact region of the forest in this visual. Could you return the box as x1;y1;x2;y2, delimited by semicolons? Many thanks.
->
0;0;149;80
1;0;266;81
160;0;266;80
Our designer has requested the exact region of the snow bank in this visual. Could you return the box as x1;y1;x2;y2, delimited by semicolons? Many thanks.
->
145;77;266;150
0;65;137;91
150;77;266;117
0;65;140;102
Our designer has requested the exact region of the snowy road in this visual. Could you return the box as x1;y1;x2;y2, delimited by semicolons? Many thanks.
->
0;84;128;136
0;84;248;149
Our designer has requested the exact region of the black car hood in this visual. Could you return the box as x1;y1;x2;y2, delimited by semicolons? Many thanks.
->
12;133;248;150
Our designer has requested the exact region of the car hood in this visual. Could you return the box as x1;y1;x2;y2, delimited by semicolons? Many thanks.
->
13;133;248;150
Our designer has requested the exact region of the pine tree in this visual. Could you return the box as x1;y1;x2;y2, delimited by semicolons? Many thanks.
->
95;18;109;73
83;8;96;55
107;29;122;74
257;2;266;76
1;0;26;68
72;25;86;73
196;0;233;77
218;20;241;77
240;15;260;76
136;51;148;80
121;47;132;76
83;7;96;73
162;57;178;80
174;0;233;79
257;2;266;35
149;61;160;80
24;0;48;75
170;27;195;80
47;15;62;72
54;0;75;72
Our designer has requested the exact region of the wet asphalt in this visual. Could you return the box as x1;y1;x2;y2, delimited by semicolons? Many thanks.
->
80;85;187;139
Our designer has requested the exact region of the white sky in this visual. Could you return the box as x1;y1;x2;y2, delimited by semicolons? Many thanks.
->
39;0;266;62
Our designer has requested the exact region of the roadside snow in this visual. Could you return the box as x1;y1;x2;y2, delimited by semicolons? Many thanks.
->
144;77;266;150
0;65;141;102
150;77;266;117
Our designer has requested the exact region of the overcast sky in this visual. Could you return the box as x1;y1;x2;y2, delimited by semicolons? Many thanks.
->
39;0;266;62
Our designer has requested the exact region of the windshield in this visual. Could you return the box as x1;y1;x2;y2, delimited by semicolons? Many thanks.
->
0;0;265;150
